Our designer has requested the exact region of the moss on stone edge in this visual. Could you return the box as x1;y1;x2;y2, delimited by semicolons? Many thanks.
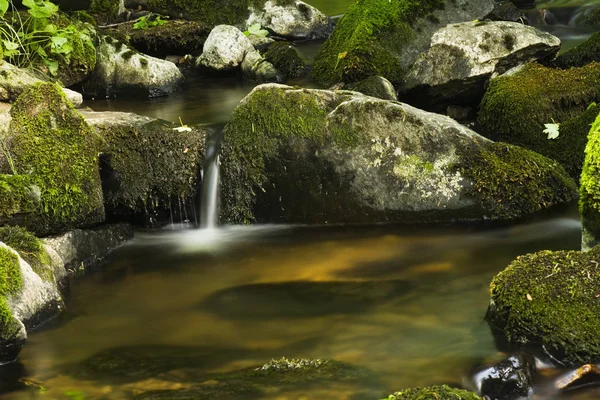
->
551;31;600;69
487;246;600;366
580;112;600;249
146;0;294;26
0;174;37;220
263;42;306;79
0;246;23;340
221;86;359;223
385;384;482;400
457;141;577;220
311;0;445;87
477;62;600;180
0;226;53;282
89;0;120;19
10;82;105;235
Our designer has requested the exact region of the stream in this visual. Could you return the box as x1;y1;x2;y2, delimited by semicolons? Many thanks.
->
1;0;599;398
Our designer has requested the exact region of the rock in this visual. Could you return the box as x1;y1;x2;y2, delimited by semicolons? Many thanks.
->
555;364;600;391
344;76;398;101
263;41;306;80
196;25;255;71
399;21;560;111
200;280;413;318
247;34;274;52
241;49;281;82
478;62;600;180
81;111;205;224
89;0;125;22
580;112;600;251
0;175;39;227
483;1;529;23
6;83;105;235
385;385;481;400
446;105;473;122
312;0;495;87
474;354;535;400
245;0;333;40
0;62;83;107
221;84;576;224
84;37;184;98
486;246;600;366
549;31;600;70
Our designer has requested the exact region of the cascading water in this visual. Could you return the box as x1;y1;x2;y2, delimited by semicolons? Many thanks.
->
199;126;223;229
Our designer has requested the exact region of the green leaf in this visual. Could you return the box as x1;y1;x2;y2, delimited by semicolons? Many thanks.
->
543;122;560;139
44;58;58;75
0;0;8;17
22;0;59;18
247;22;268;37
3;40;19;51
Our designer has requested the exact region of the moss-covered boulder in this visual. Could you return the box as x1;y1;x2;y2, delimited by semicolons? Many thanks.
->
7;82;105;235
344;76;398;101
385;385;481;400
580;112;600;250
0;226;53;283
81;111;205;224
221;84;576;224
0;175;39;227
550;31;600;69
263;41;306;80
486;246;600;366
311;0;494;87
0;245;25;364
477;62;600;180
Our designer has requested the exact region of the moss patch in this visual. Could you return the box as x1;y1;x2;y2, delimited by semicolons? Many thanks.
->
477;62;600;180
9;82;105;235
487;245;600;366
89;0;121;22
263;42;306;79
550;31;600;69
0;174;38;221
0;246;22;340
457;141;577;220
0;226;53;282
311;0;445;87
385;385;481;399
580;112;600;247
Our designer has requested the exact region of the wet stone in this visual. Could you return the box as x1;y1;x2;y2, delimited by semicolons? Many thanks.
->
474;353;535;400
555;364;600;391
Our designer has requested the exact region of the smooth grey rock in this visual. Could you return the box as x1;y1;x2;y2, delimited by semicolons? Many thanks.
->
344;76;398;101
246;0;333;40
248;34;275;52
84;37;183;98
400;21;560;111
0;62;83;107
196;25;255;71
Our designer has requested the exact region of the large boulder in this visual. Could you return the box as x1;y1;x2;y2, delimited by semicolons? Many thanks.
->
399;21;560;112
344;76;398;101
83;37;184;98
81;111;205;224
6;83;105;235
221;84;576;224
311;0;495;87
477;62;600;180
486;245;600;366
142;0;332;40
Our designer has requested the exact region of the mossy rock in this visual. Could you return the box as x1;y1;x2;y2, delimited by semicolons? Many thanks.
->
0;226;53;282
0;245;25;363
580;112;600;250
221;84;576;224
9;82;105;235
550;31;600;69
82;111;205;224
0;174;39;224
344;75;398;101
477;62;600;180
486;245;600;366
263;42;306;80
311;0;494;87
385;385;482;400
89;0;122;23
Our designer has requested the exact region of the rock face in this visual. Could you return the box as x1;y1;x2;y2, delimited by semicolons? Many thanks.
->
0;62;83;107
221;84;576;224
478;62;600;180
400;21;560;111
580;112;600;251
81;111;206;224
486;246;600;366
312;0;495;87
246;0;333;40
344;76;398;101
474;354;535;400
83;37;184;98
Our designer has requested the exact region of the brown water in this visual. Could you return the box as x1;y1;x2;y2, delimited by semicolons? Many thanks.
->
0;207;588;399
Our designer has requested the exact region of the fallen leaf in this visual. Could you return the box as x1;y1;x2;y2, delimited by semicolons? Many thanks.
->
526;293;533;301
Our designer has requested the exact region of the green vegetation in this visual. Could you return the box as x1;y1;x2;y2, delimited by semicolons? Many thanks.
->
9;82;104;235
0;245;22;339
551;31;600;69
487;245;600;366
478;62;600;180
243;22;268;37
0;226;53;281
383;385;482;400
89;0;120;20
133;14;168;30
311;0;445;87
263;42;306;79
0;174;37;221
580;112;600;248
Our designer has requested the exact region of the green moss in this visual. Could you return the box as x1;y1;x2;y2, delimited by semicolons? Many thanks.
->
9;82;105;235
551;31;600;69
503;33;515;51
89;0;120;19
385;385;482;400
0;174;38;221
477;62;600;180
0;246;22;340
579;112;600;247
69;11;98;27
311;0;445;87
139;57;148;68
487;246;600;366
457;141;577;220
263;42;306;79
121;50;136;61
0;226;53;282
344;75;397;100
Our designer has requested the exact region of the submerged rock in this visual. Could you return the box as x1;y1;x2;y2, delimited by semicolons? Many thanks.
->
343;76;398;101
478;62;600;180
84;37;183;98
385;384;481;400
400;21;560;111
312;0;494;87
474;354;535;400
81;111;205;225
486;246;600;366
221;84;576;224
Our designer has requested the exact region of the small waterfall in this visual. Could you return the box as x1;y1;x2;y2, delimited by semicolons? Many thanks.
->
199;127;223;229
